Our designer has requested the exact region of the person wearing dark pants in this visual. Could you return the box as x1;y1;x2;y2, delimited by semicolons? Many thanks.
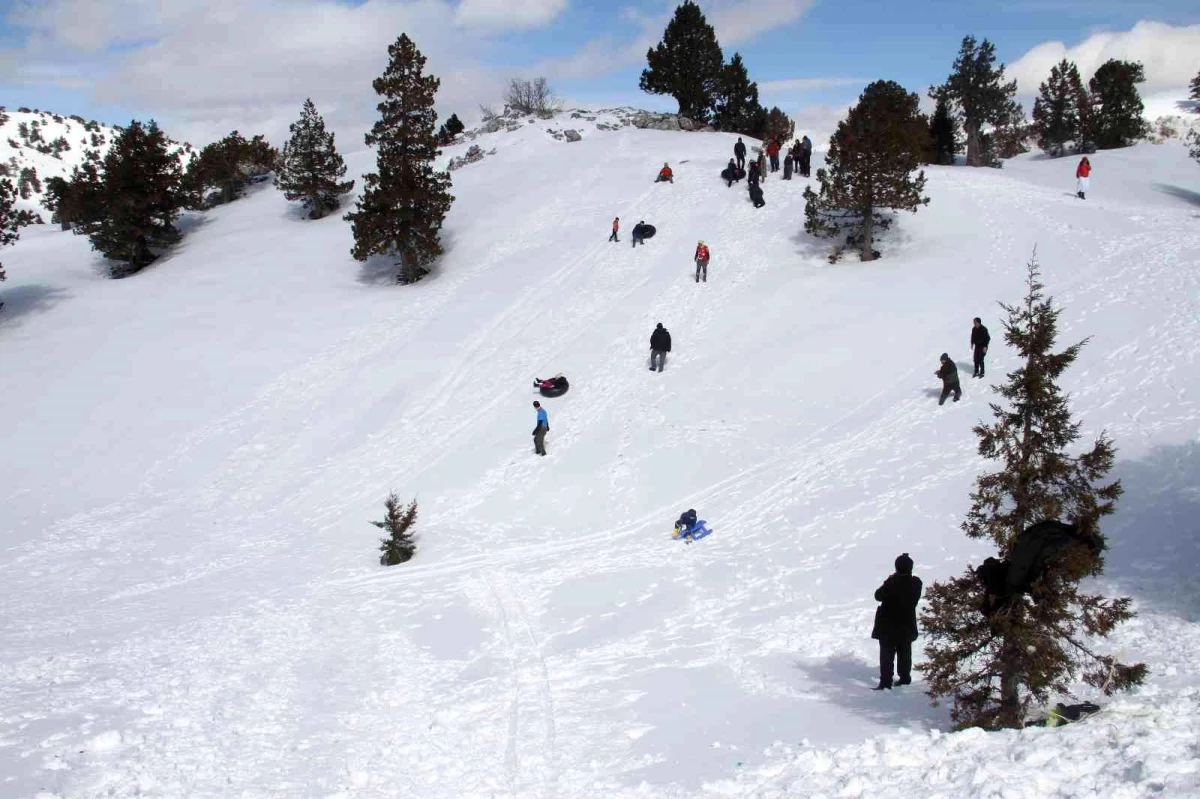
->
694;240;709;283
609;216;619;242
936;353;961;405
532;401;549;456
970;317;990;378
734;137;747;170
871;553;922;690
631;221;647;247
649;322;672;372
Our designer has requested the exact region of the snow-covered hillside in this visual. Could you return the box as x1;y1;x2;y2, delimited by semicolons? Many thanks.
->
0;108;193;217
1;109;1199;799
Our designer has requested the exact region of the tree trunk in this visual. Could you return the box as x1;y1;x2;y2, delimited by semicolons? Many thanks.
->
859;206;876;262
965;122;983;167
998;645;1023;728
309;193;323;219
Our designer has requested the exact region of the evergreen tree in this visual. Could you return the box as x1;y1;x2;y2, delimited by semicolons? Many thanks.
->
929;91;962;165
437;113;465;145
80;120;188;278
275;98;355;220
346;33;454;285
18;166;42;199
639;0;724;124
802;80;930;263
935;36;1021;166
713;53;760;134
57;152;107;233
1191;69;1200;101
186;131;279;205
0;178;24;282
1032;59;1083;156
921;253;1147;730
1088;59;1148;149
42;176;71;230
1188;128;1200;167
373;492;417;566
757;106;795;143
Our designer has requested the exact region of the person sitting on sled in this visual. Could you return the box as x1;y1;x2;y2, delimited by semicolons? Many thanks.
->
673;509;698;537
656;163;674;183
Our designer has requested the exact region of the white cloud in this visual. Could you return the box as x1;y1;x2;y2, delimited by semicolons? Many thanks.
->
454;0;569;30
705;0;815;48
758;77;867;94
1008;20;1200;102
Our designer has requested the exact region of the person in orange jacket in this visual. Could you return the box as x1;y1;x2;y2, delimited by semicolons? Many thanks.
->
767;139;781;172
609;216;620;242
1075;156;1091;200
694;240;710;283
656;163;674;183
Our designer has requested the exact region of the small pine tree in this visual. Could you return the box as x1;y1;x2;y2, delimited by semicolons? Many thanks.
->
42;176;71;230
81;120;188;278
929;91;962;165
936;36;1021;167
58;153;107;232
1089;60;1148;149
373;492;417;565
0;177;23;282
276;98;355;220
920;252;1147;730
803;80;930;262
713;53;760;134
757;106;795;143
17;167;41;199
346;33;454;284
437;113;465;145
1191;69;1200;102
1188;129;1200;166
1032;59;1084;156
639;0;725;124
186;131;279;205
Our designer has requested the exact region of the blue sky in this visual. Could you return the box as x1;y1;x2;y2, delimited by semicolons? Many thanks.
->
1;0;1197;146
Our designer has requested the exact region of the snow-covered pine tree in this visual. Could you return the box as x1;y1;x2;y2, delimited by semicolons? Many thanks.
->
373;492;418;566
1089;59;1148;149
929;91;962;166
81;120;188;278
276;99;355;220
1191;69;1200;101
17;167;41;199
345;33;453;285
802;80;930;263
920;252;1147;730
935;36;1021;167
1032;59;1084;157
713;53;760;135
0;177;23;281
639;0;724;124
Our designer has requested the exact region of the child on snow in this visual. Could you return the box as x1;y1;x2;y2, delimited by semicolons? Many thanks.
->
1075;157;1091;200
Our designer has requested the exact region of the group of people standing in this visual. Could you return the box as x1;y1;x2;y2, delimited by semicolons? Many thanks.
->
933;318;991;407
730;135;813;210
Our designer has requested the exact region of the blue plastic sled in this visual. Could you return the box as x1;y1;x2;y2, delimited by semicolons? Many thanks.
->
673;520;712;543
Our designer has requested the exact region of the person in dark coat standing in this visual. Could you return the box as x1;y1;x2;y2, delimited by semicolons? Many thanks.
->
783;152;794;180
734;137;747;170
749;183;765;208
649;322;672;372
936;353;961;405
970;317;991;378
871;553;922;689
631;220;647;248
747;160;760;186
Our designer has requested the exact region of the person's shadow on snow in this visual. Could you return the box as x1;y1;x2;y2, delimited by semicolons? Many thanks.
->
792;654;951;730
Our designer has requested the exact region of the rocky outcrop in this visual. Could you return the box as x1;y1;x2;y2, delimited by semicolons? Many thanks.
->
448;144;497;171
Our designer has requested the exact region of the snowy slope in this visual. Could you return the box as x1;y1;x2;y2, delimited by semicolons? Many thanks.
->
0;108;193;217
1;110;1199;799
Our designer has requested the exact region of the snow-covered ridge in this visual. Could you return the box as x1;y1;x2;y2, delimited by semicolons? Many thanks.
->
0;108;194;218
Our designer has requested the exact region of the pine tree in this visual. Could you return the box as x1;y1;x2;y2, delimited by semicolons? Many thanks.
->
802;80;930;263
186;131;279;205
373;492;417;566
437;113;465;145
639;0;724;124
17;167;41;199
929;91;962;165
1088;59;1148;149
935;36;1021;167
57;152;107;233
757;106;795;143
0;178;24;282
81;120;188;278
346;33;454;285
713;53;760;134
275;99;355;220
1032;59;1083;157
1191;69;1200;102
1188;129;1200;166
921;252;1147;730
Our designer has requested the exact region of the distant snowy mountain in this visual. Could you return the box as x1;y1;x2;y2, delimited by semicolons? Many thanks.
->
0;107;194;218
1;106;1199;799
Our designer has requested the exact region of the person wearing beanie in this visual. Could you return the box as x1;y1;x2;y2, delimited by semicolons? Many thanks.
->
936;353;961;405
649;322;672;372
871;552;923;690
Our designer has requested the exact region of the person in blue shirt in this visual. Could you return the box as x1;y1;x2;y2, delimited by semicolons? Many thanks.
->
532;400;549;456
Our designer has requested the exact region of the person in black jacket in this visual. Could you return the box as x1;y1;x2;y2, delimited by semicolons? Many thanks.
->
734;137;747;170
970;317;991;378
631;220;647;248
871;553;923;690
649;323;672;372
747;160;760;186
936;353;961;405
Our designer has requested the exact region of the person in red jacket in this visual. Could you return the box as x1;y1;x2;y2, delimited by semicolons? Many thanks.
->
694;240;710;283
767;139;781;172
1075;156;1091;200
609;216;619;242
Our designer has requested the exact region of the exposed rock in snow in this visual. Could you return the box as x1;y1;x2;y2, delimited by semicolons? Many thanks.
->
447;144;494;171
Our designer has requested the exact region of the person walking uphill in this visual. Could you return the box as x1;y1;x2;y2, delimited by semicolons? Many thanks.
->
1075;156;1091;199
694;240;710;283
970;317;990;378
532;401;549;456
609;216;620;242
734;137;747;170
649;322;672;372
936;353;961;405
871;553;923;690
